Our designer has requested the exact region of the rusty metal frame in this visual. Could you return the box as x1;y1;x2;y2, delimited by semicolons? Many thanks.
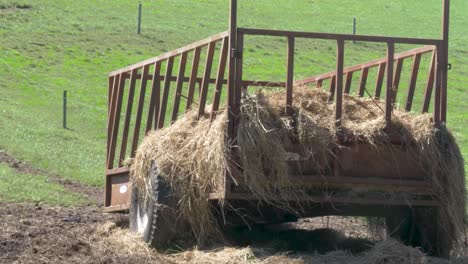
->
104;0;450;212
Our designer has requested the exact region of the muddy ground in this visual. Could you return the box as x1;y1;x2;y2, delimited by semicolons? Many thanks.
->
1;150;467;263
2;201;468;264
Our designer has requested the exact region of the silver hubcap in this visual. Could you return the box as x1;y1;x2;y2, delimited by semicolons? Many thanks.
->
136;201;149;234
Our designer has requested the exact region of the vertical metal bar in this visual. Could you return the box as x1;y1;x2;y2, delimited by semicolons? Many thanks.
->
145;61;161;132
198;42;216;117
171;52;188;122
434;47;442;127
211;37;229;121
107;74;126;169
108;75;120;156
131;65;149;157
441;0;450;123
358;68;369;97
234;32;244;121
328;75;336;101
186;48;201;111
392;59;404;104
405;54;421;112
157;57;174;129
197;79;203;96
286;36;295;115
374;63;386;98
119;68;138;165
108;76;114;113
226;0;238;199
316;79;323;88
422;51;436;113
386;42;394;130
335;39;344;128
107;76;116;164
344;72;353;94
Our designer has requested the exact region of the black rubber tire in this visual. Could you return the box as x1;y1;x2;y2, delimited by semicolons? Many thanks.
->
129;161;182;249
385;208;452;258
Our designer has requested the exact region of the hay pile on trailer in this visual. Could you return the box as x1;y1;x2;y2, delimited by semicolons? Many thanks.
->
131;86;466;246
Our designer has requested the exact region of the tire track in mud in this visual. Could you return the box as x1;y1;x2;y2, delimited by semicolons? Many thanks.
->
0;150;103;205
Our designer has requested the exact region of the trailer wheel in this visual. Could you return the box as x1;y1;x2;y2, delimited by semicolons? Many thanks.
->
129;161;182;250
385;208;451;258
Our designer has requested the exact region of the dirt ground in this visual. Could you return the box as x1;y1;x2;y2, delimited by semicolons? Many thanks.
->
1;151;467;263
1;201;468;264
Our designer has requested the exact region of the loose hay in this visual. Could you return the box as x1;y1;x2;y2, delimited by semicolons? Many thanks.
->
131;86;466;248
132;110;228;242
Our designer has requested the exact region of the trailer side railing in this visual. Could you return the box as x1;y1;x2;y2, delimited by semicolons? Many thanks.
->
104;0;450;211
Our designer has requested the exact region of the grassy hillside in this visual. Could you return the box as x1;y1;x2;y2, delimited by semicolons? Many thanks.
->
0;0;466;190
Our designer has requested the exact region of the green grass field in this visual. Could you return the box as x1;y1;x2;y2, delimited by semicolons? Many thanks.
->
0;0;466;204
0;163;89;205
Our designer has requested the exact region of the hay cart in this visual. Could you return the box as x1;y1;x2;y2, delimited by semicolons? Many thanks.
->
104;0;455;257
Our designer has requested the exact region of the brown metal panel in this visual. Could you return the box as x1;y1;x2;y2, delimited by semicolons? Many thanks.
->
119;68;138;165
237;27;441;46
422;51;436;113
335;40;344;127
105;172;130;209
211;37;229;120
186;48;201;111
386;42;394;130
109;31;228;76
106;166;130;176
344;72;353;94
405;54;421;112
171;52;188;123
392;59;404;104
157;57;175;129
286;36;295;115
374;63;386;99
296;46;434;86
328;75;336;102
131;65;150;157
107;74;126;169
288;175;430;188
358;68;368;97
336;143;425;181
145;61;161;132
198;42;216;117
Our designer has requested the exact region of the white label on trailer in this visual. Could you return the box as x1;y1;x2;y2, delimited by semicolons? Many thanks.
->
119;184;128;194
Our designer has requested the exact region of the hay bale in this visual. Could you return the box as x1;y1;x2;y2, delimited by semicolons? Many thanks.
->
132;111;228;242
131;86;466;247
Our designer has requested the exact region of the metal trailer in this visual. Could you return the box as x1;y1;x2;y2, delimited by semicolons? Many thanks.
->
104;0;452;257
